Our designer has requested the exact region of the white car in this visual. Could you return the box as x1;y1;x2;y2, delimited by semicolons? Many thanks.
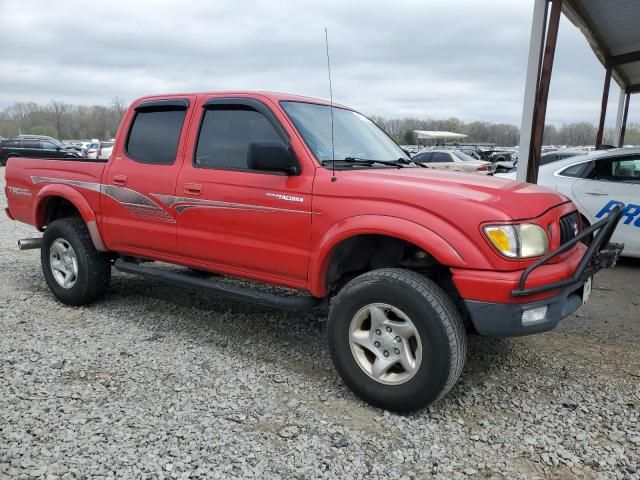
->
412;149;494;175
98;141;114;160
499;148;640;257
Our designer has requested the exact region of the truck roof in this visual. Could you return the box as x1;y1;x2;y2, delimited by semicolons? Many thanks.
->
133;91;349;109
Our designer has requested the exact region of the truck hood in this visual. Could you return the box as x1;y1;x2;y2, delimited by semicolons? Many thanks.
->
340;167;570;220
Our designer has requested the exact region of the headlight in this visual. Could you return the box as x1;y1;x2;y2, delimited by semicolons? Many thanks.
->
483;224;548;259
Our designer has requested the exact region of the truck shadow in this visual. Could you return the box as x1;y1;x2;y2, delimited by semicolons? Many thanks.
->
107;271;517;401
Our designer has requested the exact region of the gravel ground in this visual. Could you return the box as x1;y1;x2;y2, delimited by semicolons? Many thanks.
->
1;173;638;479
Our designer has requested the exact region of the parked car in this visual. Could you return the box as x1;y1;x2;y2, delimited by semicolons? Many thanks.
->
456;145;516;173
539;149;590;166
84;142;100;159
0;137;80;165
498;148;638;257
412;149;494;174
4;91;624;412
98;141;114;160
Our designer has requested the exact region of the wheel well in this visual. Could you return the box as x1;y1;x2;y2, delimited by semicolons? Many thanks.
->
325;234;471;328
43;197;81;227
325;235;442;291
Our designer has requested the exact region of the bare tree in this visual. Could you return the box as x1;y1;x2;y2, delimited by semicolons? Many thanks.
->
50;101;68;139
111;96;128;119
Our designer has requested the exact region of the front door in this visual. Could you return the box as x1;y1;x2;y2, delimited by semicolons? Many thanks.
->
173;96;314;286
101;98;193;256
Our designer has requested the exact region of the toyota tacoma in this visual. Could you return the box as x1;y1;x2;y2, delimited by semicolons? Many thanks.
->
3;92;624;412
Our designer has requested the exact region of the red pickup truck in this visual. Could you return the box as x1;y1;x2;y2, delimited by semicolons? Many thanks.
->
3;92;624;412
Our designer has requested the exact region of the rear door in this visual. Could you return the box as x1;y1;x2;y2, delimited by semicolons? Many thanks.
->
41;141;65;158
21;139;42;157
430;152;455;171
571;154;640;254
101;98;194;256
173;96;313;285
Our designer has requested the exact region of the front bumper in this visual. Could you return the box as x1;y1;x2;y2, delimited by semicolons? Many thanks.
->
465;283;584;336
464;205;625;337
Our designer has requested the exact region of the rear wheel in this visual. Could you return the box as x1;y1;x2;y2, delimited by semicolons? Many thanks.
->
41;218;111;306
327;268;466;412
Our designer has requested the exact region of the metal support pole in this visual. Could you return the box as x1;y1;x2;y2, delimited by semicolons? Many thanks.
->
517;0;548;183
614;87;626;147
595;67;611;147
620;92;630;146
526;0;562;184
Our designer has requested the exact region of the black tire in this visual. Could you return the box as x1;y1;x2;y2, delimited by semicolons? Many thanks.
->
327;268;466;412
41;217;111;306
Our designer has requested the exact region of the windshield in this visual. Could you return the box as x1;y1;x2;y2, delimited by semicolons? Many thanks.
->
281;101;409;166
452;150;478;162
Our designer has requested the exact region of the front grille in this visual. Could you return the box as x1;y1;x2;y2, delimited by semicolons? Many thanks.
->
559;212;580;244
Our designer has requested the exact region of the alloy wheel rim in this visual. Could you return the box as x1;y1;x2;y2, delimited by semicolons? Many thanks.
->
49;238;78;289
348;303;422;385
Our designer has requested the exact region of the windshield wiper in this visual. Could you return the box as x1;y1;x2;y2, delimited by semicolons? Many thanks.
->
402;157;428;168
322;157;407;168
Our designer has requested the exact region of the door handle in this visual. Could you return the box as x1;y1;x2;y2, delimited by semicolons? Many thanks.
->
184;183;202;195
112;175;127;186
585;190;608;196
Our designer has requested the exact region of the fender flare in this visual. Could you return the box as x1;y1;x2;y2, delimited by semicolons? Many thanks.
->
33;184;107;252
308;215;487;297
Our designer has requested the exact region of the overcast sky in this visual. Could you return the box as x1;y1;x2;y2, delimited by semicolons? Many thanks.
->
0;0;634;126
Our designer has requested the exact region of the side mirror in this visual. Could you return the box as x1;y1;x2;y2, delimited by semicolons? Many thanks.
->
56;146;62;151
247;141;299;175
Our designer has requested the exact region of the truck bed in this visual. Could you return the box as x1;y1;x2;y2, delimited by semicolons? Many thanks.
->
5;157;108;227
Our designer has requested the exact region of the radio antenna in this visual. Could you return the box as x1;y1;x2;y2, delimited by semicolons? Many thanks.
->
325;27;337;182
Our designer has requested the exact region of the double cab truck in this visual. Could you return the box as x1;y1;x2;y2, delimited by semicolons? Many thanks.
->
3;92;624;412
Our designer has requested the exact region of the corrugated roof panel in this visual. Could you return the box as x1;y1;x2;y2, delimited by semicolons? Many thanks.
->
564;0;640;87
584;0;640;56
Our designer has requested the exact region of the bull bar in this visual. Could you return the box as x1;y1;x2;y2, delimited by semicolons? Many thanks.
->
512;204;625;297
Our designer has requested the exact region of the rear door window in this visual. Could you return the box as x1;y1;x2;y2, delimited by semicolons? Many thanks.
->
126;109;187;165
558;161;591;178
23;140;40;149
431;152;453;163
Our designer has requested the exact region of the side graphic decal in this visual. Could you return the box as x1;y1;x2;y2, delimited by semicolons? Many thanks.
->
151;194;312;215
31;176;314;223
31;176;175;223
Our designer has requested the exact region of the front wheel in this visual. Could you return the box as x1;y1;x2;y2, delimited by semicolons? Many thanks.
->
41;218;111;306
327;268;466;412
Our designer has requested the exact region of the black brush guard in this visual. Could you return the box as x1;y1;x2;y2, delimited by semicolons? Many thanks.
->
512;204;625;297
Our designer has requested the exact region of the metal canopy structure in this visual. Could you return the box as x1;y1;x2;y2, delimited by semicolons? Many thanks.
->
517;0;640;183
413;131;468;140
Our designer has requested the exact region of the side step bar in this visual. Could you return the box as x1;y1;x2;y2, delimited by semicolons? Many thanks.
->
114;258;322;311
